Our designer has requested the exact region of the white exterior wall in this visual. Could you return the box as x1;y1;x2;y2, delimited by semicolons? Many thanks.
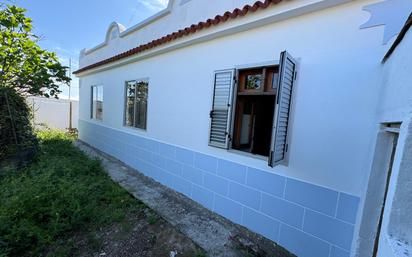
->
76;0;412;256
79;0;388;196
377;34;412;123
374;26;412;257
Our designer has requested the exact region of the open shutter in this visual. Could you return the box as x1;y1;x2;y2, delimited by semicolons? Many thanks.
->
269;51;297;166
209;69;235;149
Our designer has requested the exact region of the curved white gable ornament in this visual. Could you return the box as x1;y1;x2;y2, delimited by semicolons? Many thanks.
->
360;0;412;44
105;22;126;42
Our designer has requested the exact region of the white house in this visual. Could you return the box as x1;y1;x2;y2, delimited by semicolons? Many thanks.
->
74;1;412;256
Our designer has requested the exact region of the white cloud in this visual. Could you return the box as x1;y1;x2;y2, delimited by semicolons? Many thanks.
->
128;0;169;25
138;0;169;11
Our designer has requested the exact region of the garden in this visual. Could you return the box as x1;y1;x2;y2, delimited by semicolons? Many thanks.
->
0;4;204;256
0;130;205;257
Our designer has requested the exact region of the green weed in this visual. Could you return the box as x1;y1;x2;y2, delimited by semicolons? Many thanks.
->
0;130;144;256
194;250;208;257
147;212;159;225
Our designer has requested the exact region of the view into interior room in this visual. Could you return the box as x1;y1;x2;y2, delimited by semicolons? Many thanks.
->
231;66;279;157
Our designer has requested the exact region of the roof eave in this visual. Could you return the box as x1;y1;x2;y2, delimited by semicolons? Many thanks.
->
382;12;412;63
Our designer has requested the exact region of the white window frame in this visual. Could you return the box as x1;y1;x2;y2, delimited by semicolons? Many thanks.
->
123;78;149;131
90;85;103;121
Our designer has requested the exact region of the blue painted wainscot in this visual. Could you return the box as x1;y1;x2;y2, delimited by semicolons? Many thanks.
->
79;120;360;257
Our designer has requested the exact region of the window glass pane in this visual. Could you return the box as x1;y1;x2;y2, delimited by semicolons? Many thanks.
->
125;82;136;127
96;86;103;120
135;81;148;129
91;86;103;120
125;80;148;129
246;74;262;90
271;73;279;90
92;86;97;119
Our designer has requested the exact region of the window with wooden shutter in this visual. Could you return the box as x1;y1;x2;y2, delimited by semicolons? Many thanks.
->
209;70;235;149
269;51;297;167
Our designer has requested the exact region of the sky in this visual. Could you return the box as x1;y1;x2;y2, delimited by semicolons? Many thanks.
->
10;0;169;100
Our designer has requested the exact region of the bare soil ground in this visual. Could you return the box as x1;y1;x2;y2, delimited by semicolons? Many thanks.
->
76;208;206;257
74;210;204;257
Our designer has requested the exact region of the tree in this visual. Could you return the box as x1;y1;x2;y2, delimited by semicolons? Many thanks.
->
0;4;71;163
0;4;71;97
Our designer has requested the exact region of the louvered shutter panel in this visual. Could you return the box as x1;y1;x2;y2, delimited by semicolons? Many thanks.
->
269;51;297;166
209;70;235;149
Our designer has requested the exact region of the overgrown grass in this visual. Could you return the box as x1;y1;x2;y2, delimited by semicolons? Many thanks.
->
0;130;145;257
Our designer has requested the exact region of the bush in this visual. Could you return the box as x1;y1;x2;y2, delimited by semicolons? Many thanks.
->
0;87;38;162
0;130;144;256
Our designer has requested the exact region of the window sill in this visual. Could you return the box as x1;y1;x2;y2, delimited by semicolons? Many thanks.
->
90;118;103;123
228;148;268;161
123;125;147;133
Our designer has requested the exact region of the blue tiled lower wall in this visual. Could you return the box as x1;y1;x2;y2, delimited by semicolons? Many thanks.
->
79;120;360;257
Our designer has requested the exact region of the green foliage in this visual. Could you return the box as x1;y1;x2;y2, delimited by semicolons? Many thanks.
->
0;130;144;256
0;87;37;161
147;212;159;225
0;3;71;163
194;251;208;257
0;4;70;97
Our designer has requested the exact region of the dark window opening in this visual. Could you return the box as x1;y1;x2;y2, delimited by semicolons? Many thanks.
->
232;66;278;157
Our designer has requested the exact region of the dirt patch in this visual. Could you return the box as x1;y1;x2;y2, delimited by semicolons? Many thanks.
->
74;209;204;257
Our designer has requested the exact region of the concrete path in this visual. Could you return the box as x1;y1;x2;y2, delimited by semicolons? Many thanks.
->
76;141;293;257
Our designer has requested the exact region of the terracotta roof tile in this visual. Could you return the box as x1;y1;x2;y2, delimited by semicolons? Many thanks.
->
74;0;284;74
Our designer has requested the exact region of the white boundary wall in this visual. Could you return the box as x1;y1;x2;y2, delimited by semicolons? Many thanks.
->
28;97;79;130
